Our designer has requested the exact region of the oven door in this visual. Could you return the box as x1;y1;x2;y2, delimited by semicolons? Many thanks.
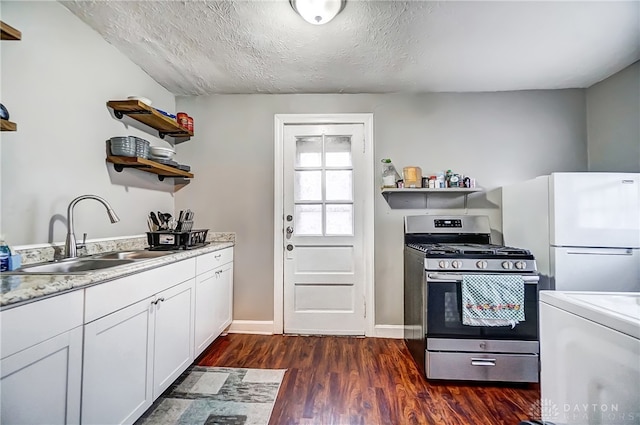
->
425;273;539;340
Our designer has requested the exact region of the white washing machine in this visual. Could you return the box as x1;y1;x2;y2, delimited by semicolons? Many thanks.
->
539;291;640;425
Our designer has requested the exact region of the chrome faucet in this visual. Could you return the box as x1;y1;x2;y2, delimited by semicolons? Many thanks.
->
65;195;120;259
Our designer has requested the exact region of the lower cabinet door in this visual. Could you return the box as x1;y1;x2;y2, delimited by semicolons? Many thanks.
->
1;327;83;425
215;263;234;335
82;297;155;425
153;279;195;399
194;269;218;357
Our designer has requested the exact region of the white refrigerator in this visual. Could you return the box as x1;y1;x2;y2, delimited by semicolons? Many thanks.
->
502;172;640;292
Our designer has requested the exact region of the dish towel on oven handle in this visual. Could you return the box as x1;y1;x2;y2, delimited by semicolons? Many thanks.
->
461;274;525;328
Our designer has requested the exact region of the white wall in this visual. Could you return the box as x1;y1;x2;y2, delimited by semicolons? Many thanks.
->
0;1;177;245
586;61;640;172
175;91;587;326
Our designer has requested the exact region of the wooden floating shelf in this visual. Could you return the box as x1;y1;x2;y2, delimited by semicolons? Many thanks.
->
0;21;21;41
107;156;194;181
1;119;17;131
106;99;193;141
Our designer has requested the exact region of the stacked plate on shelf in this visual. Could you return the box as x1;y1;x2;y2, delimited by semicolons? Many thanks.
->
109;136;151;159
149;146;175;159
134;137;150;159
153;158;179;168
109;136;136;157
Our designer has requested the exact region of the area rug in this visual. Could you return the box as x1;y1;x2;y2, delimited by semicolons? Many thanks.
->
135;366;286;425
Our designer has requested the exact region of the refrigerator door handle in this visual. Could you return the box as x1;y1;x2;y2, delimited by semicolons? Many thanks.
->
565;248;634;256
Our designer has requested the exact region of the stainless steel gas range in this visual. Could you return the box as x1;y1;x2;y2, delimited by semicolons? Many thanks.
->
404;215;540;383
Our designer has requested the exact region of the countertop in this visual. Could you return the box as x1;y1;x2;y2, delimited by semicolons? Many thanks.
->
540;290;640;339
1;237;234;310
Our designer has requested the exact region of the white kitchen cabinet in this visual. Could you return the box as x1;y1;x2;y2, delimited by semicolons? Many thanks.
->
0;291;84;425
82;278;195;425
214;262;233;336
152;279;195;398
194;247;234;357
1;246;233;425
82;297;155;425
82;259;196;425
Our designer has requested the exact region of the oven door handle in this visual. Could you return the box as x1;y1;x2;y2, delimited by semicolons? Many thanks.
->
427;273;539;283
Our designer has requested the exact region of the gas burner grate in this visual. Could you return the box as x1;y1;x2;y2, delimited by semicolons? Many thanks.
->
406;242;533;260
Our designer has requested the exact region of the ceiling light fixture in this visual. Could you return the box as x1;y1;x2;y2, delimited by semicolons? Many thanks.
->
290;0;346;25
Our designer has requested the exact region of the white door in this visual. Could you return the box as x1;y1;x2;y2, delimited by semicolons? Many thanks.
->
283;123;366;335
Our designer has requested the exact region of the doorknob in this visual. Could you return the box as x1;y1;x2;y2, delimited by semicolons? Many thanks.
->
286;226;294;239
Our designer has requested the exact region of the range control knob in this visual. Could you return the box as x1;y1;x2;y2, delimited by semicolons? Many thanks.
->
439;260;450;269
476;260;488;269
502;261;513;270
515;261;527;270
451;260;462;269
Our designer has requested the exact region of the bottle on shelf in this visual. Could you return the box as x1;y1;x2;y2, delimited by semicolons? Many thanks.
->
436;172;445;188
381;159;401;188
0;236;11;272
445;169;453;188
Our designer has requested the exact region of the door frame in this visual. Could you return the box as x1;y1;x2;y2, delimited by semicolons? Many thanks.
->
273;113;375;336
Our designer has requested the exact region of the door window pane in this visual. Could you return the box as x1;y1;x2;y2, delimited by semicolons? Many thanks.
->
326;170;353;201
295;171;322;201
326;204;353;235
296;137;322;168
295;204;323;235
325;136;352;167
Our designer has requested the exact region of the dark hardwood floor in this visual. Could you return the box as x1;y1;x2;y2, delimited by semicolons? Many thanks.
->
197;334;540;425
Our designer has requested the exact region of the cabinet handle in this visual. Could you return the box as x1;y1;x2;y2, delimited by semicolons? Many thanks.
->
157;297;165;304
214;254;222;259
470;358;496;367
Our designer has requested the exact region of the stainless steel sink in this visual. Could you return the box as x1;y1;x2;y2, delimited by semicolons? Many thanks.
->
91;250;177;260
8;249;179;275
12;258;136;274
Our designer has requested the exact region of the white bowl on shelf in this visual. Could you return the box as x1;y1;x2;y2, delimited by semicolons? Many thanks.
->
149;146;175;159
127;96;152;106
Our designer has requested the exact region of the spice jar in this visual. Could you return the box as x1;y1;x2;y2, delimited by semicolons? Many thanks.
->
177;112;188;129
187;116;194;133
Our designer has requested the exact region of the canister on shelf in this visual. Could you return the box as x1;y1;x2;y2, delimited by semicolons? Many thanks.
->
381;159;401;188
186;116;194;133
177;112;189;129
403;166;422;188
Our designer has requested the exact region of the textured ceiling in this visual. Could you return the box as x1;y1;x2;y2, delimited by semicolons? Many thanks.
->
62;0;640;95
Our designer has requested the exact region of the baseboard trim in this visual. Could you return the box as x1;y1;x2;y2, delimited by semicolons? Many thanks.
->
228;322;403;338
373;325;404;339
228;320;274;335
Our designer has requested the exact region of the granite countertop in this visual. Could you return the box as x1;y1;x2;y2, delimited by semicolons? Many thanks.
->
1;233;235;310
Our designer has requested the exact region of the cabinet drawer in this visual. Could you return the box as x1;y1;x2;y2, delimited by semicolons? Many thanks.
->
196;247;233;275
85;258;196;323
426;351;539;383
1;290;84;359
